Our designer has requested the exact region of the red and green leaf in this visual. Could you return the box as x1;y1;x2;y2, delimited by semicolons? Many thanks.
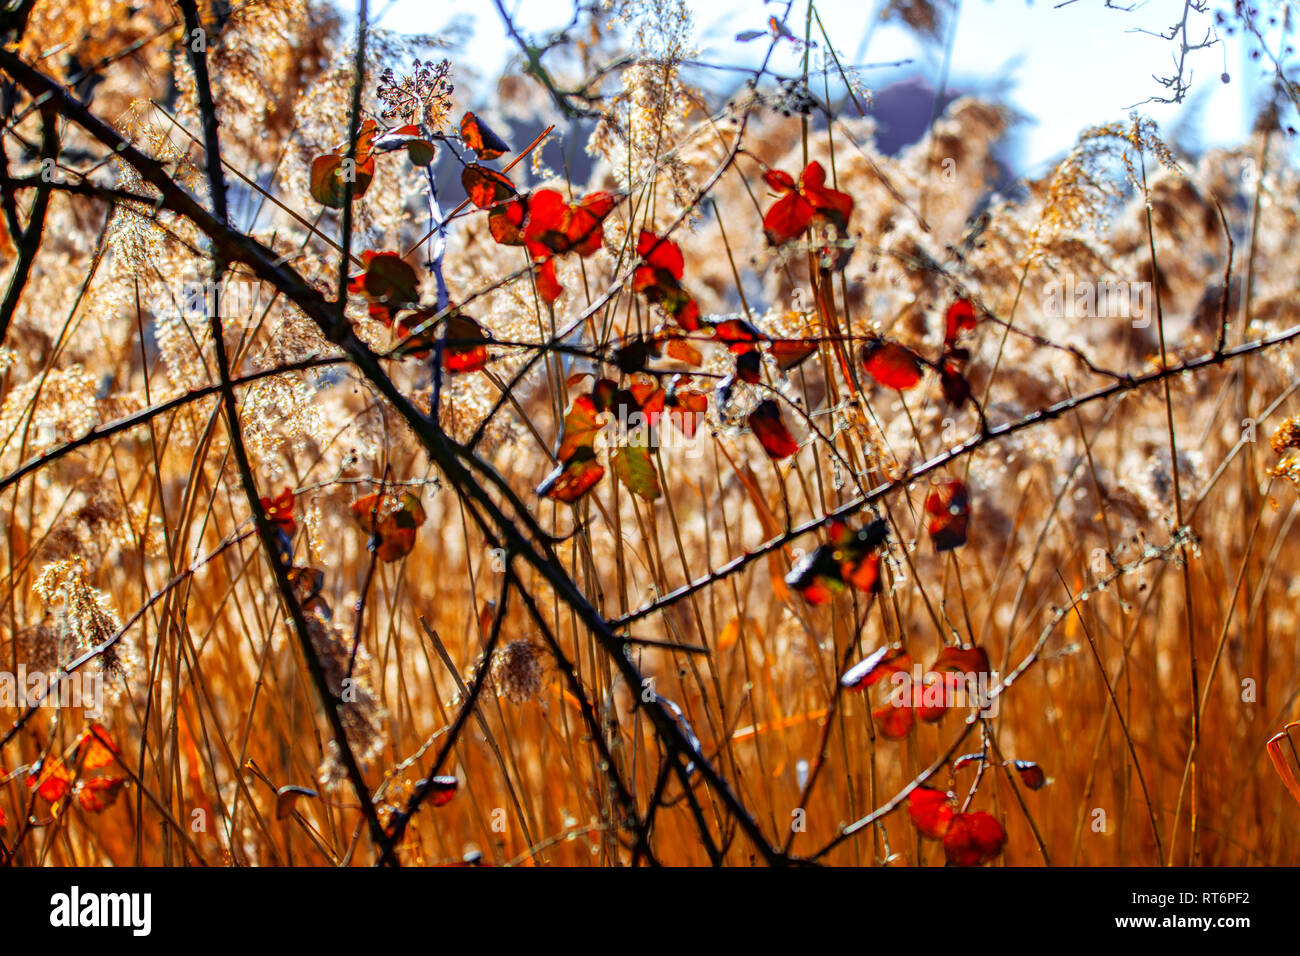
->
612;440;661;501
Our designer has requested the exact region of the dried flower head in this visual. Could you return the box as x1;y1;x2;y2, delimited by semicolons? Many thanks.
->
33;557;130;679
376;58;454;130
1268;417;1300;484
491;639;546;703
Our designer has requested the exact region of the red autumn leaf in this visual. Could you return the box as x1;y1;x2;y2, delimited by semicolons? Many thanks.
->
1015;760;1047;791
261;488;296;536
674;297;702;332
488;195;529;246
30;759;73;803
748;399;798;459
944;297;978;345
873;702;914;740
942;810;1006;866
535;256;563;304
763;192;816;245
632;230;702;332
785;545;844;605
907;786;955;839
798;160;854;228
860;338;924;390
762;161;855;245
735;349;762;384
0;213;14;261
635;230;685;284
524;188;618;258
925;479;971;552
537;446;605;503
915;672;950;722
763;168;797;192
426;775;459;807
351;492;427;562
787;519;888;605
939;360;972;409
459;111;510;160
79;724;118;770
840;643;911;690
461;163;517;209
930;643;990;678
76;776;126;813
440;314;491;373
386;309;437;359
711;317;767;351
0;805;6;828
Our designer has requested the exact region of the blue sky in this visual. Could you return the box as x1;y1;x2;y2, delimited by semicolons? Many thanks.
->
350;0;1289;175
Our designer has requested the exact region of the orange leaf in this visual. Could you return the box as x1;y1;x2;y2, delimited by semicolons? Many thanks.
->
536;447;605;502
275;784;318;820
79;724;119;770
459;111;510;160
308;120;378;208
769;337;818;371
668;387;708;438
556;394;604;462
76;776;125;813
30;759;73;802
461;163;517;209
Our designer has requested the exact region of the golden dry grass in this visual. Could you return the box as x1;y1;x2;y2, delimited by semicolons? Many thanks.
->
1;0;1299;867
